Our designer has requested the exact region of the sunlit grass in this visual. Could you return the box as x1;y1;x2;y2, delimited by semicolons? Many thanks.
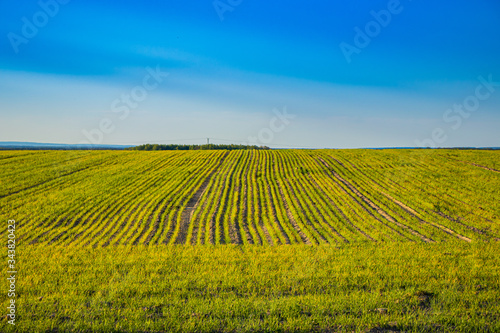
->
2;242;498;332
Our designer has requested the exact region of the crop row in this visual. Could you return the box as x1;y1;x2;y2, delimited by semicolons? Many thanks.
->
1;149;498;245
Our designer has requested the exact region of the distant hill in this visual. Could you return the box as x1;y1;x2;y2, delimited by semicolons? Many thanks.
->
365;147;500;150
0;142;498;150
0;142;133;150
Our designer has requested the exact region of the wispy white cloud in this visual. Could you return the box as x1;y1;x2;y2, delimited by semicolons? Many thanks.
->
1;68;498;147
134;46;209;65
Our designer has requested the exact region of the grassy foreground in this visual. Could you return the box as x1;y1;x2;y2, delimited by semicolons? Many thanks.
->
2;242;499;332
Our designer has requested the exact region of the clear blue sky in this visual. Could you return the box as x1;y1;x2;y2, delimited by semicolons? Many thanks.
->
1;0;499;148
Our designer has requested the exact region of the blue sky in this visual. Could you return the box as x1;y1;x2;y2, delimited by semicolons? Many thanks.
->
0;0;499;148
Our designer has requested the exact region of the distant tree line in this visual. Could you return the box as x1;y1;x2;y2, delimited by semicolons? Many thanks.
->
127;144;270;151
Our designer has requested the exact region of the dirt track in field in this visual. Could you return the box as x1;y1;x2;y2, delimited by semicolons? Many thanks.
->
452;158;500;173
315;158;411;242
380;192;472;243
175;152;229;245
11;150;499;246
317;157;435;243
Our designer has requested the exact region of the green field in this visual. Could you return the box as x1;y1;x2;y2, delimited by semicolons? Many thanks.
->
1;149;499;332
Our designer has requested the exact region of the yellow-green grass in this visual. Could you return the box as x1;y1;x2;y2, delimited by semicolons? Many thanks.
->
1;149;499;332
1;242;499;332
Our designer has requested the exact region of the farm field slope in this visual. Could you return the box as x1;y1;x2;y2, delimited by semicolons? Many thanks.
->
1;149;499;332
1;149;499;245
